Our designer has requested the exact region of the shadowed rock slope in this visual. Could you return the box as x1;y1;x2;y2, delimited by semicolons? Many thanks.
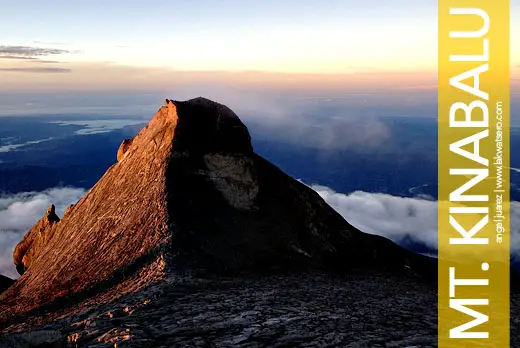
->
0;276;13;295
0;98;435;331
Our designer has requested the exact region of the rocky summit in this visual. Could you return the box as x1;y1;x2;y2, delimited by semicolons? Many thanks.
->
0;97;499;347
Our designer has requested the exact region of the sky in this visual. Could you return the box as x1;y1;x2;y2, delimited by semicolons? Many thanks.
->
0;0;518;95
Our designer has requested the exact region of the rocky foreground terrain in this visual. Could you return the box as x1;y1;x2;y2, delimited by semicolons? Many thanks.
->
0;97;516;347
1;272;519;347
0;273;438;348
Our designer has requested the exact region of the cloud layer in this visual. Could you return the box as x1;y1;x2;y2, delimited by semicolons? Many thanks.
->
50;119;147;135
0;138;54;153
0;45;72;74
241;98;393;151
309;184;520;260
311;185;437;251
0;67;70;73
0;187;86;278
266;116;391;150
0;45;69;58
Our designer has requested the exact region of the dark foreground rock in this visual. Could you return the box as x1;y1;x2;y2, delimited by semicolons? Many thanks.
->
2;272;519;347
0;272;440;348
0;273;520;348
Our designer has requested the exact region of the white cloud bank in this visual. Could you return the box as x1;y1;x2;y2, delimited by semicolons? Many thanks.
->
311;185;438;251
50;119;146;135
0;187;86;278
309;184;520;262
0;137;54;153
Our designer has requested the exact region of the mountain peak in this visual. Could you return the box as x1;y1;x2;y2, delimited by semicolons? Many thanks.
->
170;97;253;155
0;97;434;330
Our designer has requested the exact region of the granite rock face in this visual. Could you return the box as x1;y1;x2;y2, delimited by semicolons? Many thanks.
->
13;204;60;275
0;98;439;345
117;138;134;162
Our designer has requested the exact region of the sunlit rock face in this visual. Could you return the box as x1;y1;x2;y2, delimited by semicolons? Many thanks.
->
117;138;134;162
13;204;60;275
